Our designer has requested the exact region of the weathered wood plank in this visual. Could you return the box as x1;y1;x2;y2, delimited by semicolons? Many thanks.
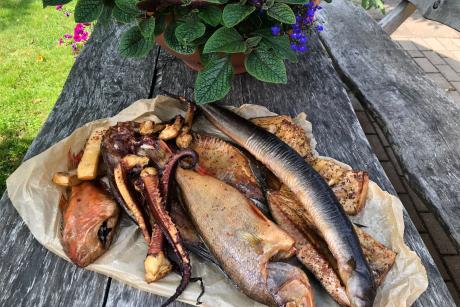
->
379;0;416;34
0;22;157;306
319;0;460;249
106;35;454;305
409;0;460;32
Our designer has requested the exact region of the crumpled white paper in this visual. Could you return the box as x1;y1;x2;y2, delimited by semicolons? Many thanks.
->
7;96;427;306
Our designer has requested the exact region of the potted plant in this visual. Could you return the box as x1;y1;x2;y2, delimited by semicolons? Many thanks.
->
43;0;383;104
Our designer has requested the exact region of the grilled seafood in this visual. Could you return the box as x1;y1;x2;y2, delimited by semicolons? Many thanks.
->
176;168;314;307
268;185;396;305
60;181;119;267
200;104;376;307
252;115;369;215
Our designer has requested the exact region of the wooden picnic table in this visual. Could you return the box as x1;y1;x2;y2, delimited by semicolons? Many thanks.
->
0;0;457;306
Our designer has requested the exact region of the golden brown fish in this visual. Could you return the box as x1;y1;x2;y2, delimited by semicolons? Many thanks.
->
61;181;119;267
200;104;375;307
268;185;396;306
176;168;314;307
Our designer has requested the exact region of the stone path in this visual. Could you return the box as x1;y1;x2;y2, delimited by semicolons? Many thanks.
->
345;5;460;303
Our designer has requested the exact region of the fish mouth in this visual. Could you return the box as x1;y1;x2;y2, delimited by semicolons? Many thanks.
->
267;262;314;307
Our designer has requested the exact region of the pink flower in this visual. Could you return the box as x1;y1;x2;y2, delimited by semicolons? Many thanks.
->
58;38;64;45
73;23;89;42
56;4;63;10
63;33;72;39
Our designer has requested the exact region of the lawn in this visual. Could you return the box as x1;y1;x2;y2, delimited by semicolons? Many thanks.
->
0;0;77;192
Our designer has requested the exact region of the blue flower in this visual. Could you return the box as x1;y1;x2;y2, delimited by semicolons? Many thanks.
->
316;24;324;32
290;42;298;51
271;25;281;36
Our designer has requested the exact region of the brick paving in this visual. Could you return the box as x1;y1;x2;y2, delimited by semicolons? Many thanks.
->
344;4;460;303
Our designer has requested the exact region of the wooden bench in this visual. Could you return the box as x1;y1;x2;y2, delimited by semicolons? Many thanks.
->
0;3;456;306
379;0;460;34
319;0;460;250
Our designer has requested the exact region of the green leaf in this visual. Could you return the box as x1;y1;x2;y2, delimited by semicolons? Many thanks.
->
222;4;255;28
98;5;113;26
118;25;154;58
198;6;222;27
112;6;136;23
203;27;246;54
154;15;166;36
245;36;261;49
175;21;206;44
200;52;220;67
203;0;228;4
255;28;297;62
139;17;155;39
262;0;274;9
42;0;72;8
267;2;295;24
245;48;287;83
164;23;196;55
115;0;140;15
274;0;308;4
75;0;104;22
195;56;234;104
363;0;385;12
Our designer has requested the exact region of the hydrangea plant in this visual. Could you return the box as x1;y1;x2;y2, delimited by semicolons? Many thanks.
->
43;0;383;104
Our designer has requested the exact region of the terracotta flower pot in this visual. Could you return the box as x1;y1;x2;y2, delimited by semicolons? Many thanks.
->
155;34;247;74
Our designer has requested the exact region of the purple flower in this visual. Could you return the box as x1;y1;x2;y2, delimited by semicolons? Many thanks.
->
58;38;64;45
298;45;307;52
271;25;281;36
290;42;298;51
299;36;308;44
55;4;63;10
73;23;89;42
63;33;72;39
71;43;77;50
316;24;324;32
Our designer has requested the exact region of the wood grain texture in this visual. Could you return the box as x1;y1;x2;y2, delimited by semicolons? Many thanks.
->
409;0;460;31
319;0;460;249
379;0;416;34
108;36;454;305
0;22;157;307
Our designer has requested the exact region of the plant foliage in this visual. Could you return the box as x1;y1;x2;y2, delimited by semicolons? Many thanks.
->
43;0;385;103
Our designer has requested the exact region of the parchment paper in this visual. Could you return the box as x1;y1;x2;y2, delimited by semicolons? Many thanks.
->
7;95;428;307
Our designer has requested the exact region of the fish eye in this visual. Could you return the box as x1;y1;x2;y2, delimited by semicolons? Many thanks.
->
98;221;112;246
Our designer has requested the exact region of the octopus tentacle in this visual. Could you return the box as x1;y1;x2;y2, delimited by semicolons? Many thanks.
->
140;150;197;307
160;149;198;204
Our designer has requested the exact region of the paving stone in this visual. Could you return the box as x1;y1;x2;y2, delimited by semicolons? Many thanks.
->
420;213;458;255
445;282;460;306
445;57;460;73
404;182;429;212
420;233;451;280
452;82;460;92
367;135;389;161
386;147;404;176
414;58;438;73
423;51;446;65
407;50;424;58
423;38;446;52
410;38;431;51
372;122;390;147
444;256;460;289
436;64;460;82
438;38;460;51
397;40;418;51
381;161;406;193
356;111;376;134
426;73;454;91
398;194;425;232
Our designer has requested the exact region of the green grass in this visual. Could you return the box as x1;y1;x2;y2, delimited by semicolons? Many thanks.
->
0;0;77;192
